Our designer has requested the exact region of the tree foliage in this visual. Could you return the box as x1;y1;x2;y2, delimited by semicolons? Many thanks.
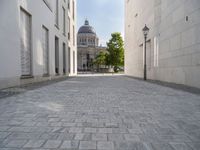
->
93;51;107;66
93;33;124;73
106;32;124;69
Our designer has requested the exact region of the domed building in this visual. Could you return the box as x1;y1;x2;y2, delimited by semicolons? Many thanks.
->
77;19;99;47
77;19;106;71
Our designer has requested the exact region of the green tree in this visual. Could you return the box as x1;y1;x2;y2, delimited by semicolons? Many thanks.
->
106;32;124;72
93;51;108;71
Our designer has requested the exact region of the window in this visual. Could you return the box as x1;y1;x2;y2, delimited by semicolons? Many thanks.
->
68;17;70;40
68;0;70;11
73;51;75;73
55;0;59;27
73;25;75;46
154;37;159;67
63;43;66;74
55;37;59;74
72;0;75;20
42;26;49;75
63;7;66;35
68;47;71;73
20;8;32;76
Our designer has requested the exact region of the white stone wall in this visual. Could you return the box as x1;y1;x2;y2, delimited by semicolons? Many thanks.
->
68;0;77;76
125;0;200;88
0;0;77;89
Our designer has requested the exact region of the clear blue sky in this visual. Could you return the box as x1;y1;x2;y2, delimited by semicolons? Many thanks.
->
77;0;124;46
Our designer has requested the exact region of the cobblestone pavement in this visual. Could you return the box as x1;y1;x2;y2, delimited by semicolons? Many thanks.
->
0;76;200;150
0;78;68;99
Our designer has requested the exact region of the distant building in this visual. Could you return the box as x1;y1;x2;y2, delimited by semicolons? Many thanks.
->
0;0;77;89
77;19;106;71
125;0;200;88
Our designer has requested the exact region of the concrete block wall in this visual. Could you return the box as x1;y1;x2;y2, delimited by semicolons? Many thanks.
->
125;0;200;88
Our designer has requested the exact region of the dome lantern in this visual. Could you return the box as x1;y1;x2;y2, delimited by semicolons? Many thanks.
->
78;19;96;35
85;19;89;25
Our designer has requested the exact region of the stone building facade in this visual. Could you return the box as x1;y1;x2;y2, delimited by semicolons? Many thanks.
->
125;0;200;88
67;0;77;76
0;0;77;89
77;20;106;71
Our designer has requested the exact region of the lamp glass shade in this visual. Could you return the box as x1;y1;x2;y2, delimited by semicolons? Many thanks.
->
142;25;149;36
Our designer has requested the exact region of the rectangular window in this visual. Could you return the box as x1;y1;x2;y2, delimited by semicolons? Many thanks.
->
73;25;75;46
72;0;75;20
68;47;71;73
63;43;66;74
42;26;49;75
154;37;159;67
55;0;59;27
63;7;66;35
20;8;32;76
55;37;59;74
73;51;75;73
68;0;70;11
68;17;70;40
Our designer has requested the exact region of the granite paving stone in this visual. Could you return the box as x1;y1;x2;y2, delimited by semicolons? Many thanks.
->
57;133;75;140
23;140;46;148
92;133;107;141
124;134;140;141
114;141;150;150
79;141;96;149
98;128;112;133
108;134;124;141
84;128;97;133
0;126;11;132
74;133;89;140
69;127;83;133
43;140;62;148
150;143;176;150
187;142;200;150
5;140;28;148
0;76;199;150
97;141;114;150
60;140;79;149
170;143;193;150
0;132;11;139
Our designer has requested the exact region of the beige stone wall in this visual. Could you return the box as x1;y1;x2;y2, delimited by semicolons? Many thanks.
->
125;0;200;88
